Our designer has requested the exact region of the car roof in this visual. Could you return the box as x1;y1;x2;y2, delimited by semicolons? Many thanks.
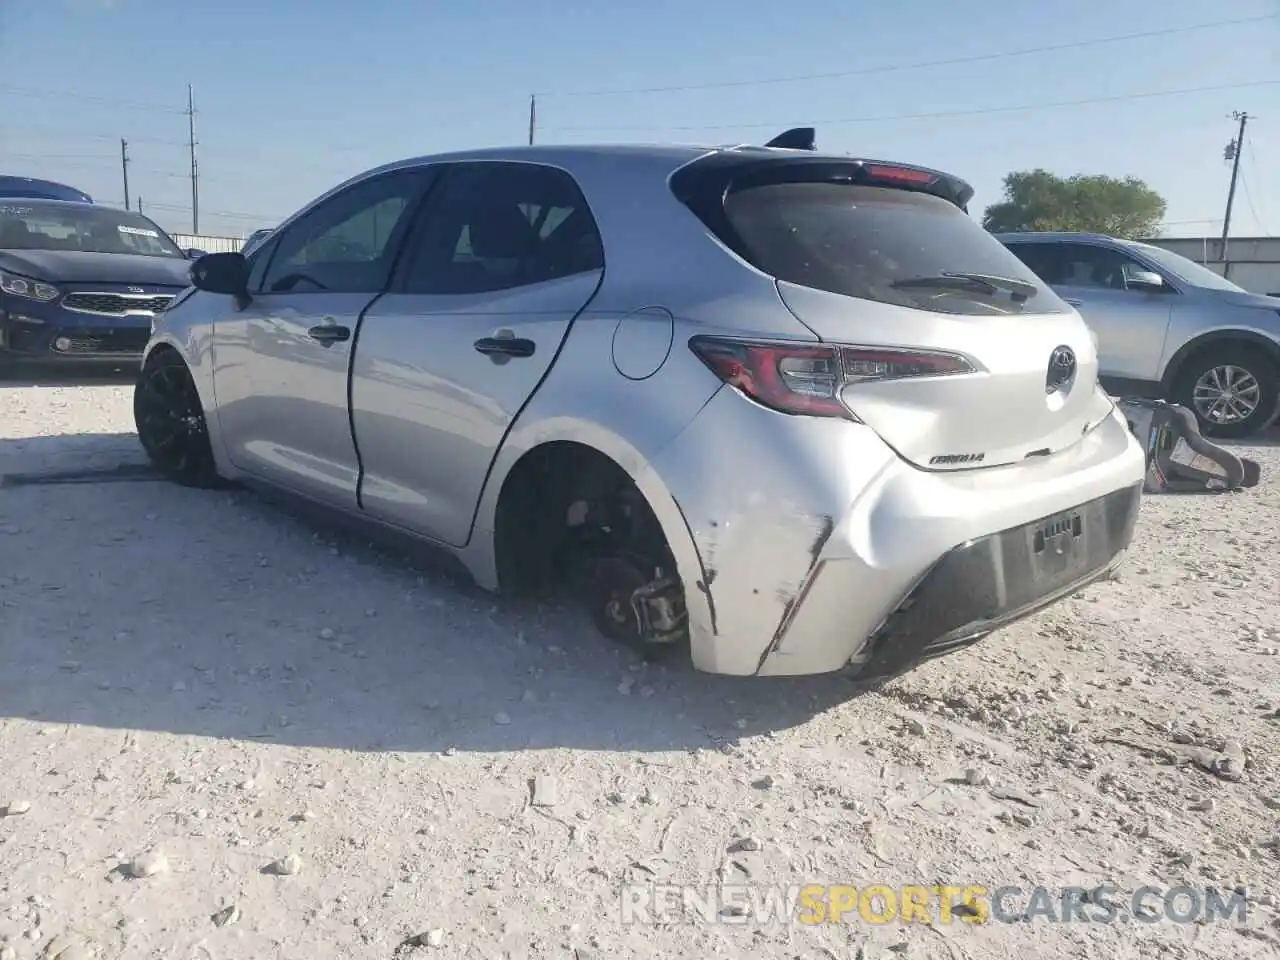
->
353;142;972;205
366;143;728;177
0;176;93;203
993;231;1130;245
374;139;963;172
0;197;120;213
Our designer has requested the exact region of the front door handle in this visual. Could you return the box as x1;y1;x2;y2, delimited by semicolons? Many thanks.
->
308;324;351;345
1063;297;1083;306
474;336;536;359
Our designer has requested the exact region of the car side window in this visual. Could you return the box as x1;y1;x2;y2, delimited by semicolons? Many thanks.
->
1004;242;1065;285
258;170;430;294
396;162;603;295
1058;245;1152;293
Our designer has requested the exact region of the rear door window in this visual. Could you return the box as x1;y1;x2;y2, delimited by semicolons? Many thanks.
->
1004;242;1066;285
721;182;1071;315
395;161;603;295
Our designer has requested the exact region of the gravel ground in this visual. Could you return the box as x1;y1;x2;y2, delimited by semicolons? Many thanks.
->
1;373;1278;960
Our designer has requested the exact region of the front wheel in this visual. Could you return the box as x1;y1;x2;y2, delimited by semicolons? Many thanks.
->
1173;345;1279;440
134;349;222;487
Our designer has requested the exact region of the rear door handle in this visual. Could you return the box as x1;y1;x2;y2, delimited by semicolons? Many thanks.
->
1063;298;1083;306
474;336;536;359
308;324;351;345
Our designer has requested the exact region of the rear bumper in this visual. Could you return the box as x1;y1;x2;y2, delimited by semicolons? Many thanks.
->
852;482;1140;680
649;388;1147;677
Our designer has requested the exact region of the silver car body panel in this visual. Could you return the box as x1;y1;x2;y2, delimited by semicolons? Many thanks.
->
353;271;604;546
214;292;367;507
994;232;1280;386
148;146;1147;676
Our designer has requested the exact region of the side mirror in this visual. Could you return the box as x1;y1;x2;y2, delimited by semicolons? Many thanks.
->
184;247;208;260
1126;269;1166;292
190;251;249;297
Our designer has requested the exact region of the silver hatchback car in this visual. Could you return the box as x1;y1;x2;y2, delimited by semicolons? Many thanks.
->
135;134;1146;679
996;232;1280;438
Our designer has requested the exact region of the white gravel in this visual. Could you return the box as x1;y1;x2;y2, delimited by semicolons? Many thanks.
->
2;375;1279;959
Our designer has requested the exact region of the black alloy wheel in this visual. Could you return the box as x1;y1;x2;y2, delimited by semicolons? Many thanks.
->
133;350;222;487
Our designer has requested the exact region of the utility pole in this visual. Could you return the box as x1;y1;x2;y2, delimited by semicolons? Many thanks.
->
137;196;144;214
120;138;130;210
528;94;536;146
1218;110;1250;271
186;84;200;235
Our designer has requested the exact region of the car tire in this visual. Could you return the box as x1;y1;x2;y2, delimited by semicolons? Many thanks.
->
134;349;223;488
1172;343;1279;440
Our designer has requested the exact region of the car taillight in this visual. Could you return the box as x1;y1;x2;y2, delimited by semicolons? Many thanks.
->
689;336;975;420
861;164;939;188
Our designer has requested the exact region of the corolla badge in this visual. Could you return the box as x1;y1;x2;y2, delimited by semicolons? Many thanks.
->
1046;345;1077;393
128;286;145;293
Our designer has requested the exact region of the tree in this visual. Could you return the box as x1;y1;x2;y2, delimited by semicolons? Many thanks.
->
981;169;1167;239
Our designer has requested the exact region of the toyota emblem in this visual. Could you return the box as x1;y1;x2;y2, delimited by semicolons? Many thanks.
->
1046;345;1077;393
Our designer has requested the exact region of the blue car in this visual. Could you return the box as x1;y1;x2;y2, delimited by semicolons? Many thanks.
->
1;199;194;365
0;176;94;204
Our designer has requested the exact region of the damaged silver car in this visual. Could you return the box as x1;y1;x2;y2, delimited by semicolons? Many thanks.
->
134;129;1147;679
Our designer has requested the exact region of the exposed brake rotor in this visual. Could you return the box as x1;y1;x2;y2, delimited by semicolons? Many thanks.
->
580;552;687;648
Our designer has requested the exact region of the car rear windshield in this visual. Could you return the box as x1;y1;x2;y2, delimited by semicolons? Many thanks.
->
720;182;1072;316
0;202;183;258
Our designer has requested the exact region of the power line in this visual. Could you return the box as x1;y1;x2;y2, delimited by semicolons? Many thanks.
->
543;14;1278;98
0;83;186;114
542;79;1280;134
2;13;1271;121
1244;137;1272;235
0;152;188;180
142;201;281;223
1238;172;1268;235
0;150;120;162
18;122;188;148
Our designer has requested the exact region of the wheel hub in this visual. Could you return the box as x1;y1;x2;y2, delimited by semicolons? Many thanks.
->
1192;364;1260;424
579;553;687;648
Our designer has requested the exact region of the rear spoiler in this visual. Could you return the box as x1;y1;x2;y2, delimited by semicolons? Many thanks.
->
757;127;971;212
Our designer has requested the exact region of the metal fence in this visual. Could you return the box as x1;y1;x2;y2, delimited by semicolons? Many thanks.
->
170;233;245;254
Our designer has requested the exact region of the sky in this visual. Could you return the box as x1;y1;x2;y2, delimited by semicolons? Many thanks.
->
1;0;1277;240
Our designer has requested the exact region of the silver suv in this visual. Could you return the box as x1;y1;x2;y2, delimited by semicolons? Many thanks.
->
996;232;1280;438
134;136;1145;680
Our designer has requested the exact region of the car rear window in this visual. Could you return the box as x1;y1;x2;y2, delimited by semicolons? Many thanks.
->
720;182;1072;316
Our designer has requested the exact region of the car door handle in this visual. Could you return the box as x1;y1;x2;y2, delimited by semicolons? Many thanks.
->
474;336;536;359
1063;297;1083;306
308;324;351;345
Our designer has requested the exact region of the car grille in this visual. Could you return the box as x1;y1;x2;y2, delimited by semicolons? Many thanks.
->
62;292;175;316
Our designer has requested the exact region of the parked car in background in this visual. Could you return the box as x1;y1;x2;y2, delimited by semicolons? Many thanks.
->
135;136;1145;680
242;228;273;255
1;199;192;365
0;176;93;203
996;231;1280;438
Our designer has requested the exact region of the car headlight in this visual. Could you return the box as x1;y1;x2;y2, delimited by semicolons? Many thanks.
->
0;270;60;302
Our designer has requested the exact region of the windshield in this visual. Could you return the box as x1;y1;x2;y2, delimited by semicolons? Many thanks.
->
1131;242;1247;293
720;182;1072;316
0;202;183;258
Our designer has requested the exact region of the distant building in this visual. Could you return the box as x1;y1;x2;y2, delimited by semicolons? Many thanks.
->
1141;236;1280;297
